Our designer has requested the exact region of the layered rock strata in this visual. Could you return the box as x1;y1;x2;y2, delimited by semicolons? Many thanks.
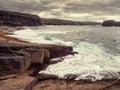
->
0;42;73;76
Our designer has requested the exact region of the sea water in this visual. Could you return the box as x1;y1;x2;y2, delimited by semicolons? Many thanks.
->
8;25;120;81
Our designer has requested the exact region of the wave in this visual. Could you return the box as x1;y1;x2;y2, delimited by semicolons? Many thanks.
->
40;42;120;81
8;27;120;81
8;28;73;45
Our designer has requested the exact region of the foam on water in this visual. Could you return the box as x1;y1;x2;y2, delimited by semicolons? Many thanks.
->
8;26;120;81
40;42;120;81
8;28;73;45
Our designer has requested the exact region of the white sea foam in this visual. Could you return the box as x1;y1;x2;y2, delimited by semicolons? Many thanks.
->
40;42;120;81
8;26;120;81
8;28;73;45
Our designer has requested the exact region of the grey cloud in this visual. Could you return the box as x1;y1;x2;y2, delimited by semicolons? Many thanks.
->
63;0;120;15
0;0;120;21
0;0;56;13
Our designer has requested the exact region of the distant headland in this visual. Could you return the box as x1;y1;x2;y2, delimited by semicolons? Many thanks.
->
0;10;101;27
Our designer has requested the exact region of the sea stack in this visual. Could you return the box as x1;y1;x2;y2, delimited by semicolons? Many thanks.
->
102;20;120;26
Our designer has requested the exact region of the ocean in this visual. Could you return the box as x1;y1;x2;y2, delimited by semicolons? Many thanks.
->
8;25;120;81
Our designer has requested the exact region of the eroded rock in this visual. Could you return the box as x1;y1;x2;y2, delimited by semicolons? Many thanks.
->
0;42;73;76
0;42;45;76
0;55;31;76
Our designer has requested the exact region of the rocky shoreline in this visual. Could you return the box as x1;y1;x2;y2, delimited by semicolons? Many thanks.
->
0;26;120;90
0;10;119;89
0;26;74;89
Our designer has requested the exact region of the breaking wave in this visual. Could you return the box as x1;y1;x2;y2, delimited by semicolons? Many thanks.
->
40;42;120;81
8;26;120;81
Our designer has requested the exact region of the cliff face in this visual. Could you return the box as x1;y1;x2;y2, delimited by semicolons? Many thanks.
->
0;10;41;26
102;20;120;26
0;42;73;76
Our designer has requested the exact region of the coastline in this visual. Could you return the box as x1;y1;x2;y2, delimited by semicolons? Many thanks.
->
0;26;120;90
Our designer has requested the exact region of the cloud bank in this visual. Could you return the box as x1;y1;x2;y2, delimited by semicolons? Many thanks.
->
0;0;120;22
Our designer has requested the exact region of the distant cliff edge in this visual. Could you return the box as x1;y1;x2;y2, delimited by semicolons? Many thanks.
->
0;10;41;26
41;18;101;25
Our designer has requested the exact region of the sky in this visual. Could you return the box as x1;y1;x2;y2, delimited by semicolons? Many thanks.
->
0;0;120;22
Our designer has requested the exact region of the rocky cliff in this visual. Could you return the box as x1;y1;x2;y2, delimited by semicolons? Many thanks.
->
0;42;73;76
0;10;41;26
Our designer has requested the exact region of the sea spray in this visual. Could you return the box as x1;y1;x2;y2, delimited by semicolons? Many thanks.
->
39;42;120;81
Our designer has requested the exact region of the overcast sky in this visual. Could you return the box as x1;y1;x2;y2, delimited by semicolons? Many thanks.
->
0;0;120;22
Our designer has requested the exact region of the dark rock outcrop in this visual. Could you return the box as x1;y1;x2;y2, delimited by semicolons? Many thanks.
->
0;42;73;76
102;20;120;26
0;42;45;75
37;73;58;80
40;44;73;59
0;10;41;26
0;54;31;75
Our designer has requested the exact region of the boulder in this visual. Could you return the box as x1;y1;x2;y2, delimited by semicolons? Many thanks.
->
25;48;50;64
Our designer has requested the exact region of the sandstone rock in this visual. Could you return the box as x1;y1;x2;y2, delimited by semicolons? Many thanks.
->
0;42;73;76
25;48;44;64
0;42;42;76
0;76;37;90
